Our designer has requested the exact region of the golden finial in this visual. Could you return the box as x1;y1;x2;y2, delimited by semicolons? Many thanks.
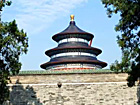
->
70;15;74;21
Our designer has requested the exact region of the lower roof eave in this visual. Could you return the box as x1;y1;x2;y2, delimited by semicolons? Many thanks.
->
40;60;107;69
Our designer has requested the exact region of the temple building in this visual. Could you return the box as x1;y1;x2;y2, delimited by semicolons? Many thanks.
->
40;15;107;70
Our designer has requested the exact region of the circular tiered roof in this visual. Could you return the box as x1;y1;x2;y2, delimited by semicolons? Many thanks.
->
45;46;102;57
52;21;94;42
41;59;107;69
40;15;107;70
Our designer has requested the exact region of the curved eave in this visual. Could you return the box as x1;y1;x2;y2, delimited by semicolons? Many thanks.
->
45;46;102;57
52;32;94;42
52;21;94;42
40;60;107;69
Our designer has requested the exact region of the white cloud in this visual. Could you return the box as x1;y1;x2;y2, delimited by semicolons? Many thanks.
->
13;0;88;35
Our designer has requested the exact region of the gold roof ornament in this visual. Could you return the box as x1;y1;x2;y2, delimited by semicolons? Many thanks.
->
70;15;74;21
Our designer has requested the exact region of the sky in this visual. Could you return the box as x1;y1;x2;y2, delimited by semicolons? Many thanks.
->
2;0;121;70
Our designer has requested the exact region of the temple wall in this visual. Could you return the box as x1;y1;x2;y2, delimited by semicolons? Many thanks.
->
7;73;139;105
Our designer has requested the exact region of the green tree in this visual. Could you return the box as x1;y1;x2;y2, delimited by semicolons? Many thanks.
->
0;1;28;104
101;0;140;87
110;51;131;73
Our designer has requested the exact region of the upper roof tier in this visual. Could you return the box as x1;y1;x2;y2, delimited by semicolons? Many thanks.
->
52;15;94;42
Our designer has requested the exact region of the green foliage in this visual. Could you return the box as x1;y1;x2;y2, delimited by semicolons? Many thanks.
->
110;51;131;73
102;0;140;87
0;1;11;11
0;1;28;104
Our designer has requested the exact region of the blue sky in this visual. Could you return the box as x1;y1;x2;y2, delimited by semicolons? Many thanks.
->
2;0;121;70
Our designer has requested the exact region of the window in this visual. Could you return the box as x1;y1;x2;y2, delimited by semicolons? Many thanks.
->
58;38;88;44
51;52;96;58
68;38;76;42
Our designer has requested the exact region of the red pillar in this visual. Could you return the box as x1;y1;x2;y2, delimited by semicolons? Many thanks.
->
89;38;93;46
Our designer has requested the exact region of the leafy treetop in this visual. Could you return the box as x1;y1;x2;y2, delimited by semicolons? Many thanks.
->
0;1;28;104
101;0;140;87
